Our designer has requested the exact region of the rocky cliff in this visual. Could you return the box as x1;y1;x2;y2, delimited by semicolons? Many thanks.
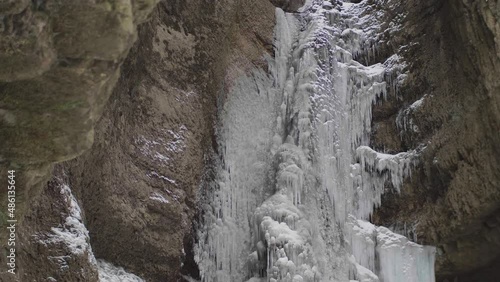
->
371;0;500;281
0;0;499;281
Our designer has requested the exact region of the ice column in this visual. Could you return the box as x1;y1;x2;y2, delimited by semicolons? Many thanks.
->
197;1;436;281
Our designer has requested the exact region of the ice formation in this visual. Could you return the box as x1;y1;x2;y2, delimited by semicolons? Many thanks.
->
196;1;435;281
34;183;145;281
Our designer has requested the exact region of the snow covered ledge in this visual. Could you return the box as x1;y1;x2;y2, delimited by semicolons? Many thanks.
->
352;145;424;220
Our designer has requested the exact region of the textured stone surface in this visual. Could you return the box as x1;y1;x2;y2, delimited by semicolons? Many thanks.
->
17;166;99;282
61;1;275;280
269;0;305;12
1;0;499;280
371;0;500;280
0;9;55;82
0;0;160;164
0;0;275;281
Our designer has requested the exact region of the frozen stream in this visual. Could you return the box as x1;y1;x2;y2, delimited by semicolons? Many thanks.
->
196;1;435;281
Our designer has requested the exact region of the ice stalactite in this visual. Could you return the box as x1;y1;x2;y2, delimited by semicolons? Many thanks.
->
352;145;423;220
196;1;435;282
195;66;278;281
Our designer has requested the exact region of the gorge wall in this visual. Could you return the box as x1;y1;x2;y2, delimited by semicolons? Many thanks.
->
371;0;500;281
0;0;499;281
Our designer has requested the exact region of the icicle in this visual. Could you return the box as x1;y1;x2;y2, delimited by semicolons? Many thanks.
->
197;1;435;282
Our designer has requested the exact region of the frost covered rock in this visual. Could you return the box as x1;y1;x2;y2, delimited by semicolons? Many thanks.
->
376;227;435;282
197;1;435;281
347;219;435;282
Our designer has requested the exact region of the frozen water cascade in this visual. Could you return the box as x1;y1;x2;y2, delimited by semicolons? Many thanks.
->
196;1;436;282
195;65;278;281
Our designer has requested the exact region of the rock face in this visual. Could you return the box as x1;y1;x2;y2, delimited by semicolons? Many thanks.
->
17;165;99;282
371;0;500;280
1;0;275;281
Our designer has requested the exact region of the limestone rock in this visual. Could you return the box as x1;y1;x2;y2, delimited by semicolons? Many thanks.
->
269;0;305;12
371;0;500;280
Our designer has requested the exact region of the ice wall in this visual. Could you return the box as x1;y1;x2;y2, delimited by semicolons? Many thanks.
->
196;1;435;281
195;66;278;281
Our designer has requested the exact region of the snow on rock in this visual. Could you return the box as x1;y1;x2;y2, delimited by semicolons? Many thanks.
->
147;171;177;186
97;259;144;282
149;192;169;204
38;184;98;268
135;135;171;164
396;95;427;135
377;227;436;282
347;219;436;282
50;185;91;255
166;125;187;153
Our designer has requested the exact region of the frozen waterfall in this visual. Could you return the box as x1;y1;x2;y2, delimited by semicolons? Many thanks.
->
196;1;435;281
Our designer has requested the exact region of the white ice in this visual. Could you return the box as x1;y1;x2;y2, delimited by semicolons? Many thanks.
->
196;1;435;281
97;259;144;282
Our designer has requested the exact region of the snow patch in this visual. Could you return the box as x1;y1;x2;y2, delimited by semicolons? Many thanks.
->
147;171;177;186
196;1;434;281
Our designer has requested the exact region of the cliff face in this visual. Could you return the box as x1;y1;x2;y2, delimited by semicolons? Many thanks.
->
371;0;500;280
0;0;160;164
1;0;276;281
1;0;499;281
61;1;275;280
0;1;160;280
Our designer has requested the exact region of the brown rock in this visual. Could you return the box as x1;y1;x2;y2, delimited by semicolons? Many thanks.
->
371;0;500;280
61;1;275;280
269;0;305;12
